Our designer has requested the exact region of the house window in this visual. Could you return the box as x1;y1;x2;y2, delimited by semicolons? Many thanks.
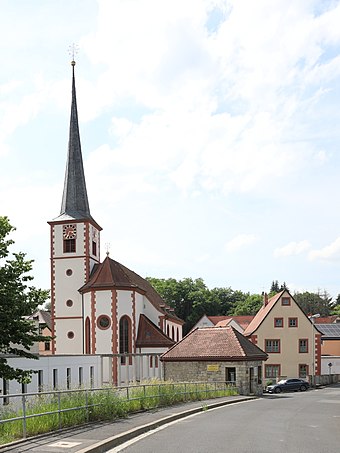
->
265;364;280;379
63;239;76;253
289;317;298;327
299;339;308;353
44;342;50;351
265;339;280;353
274;318;283;328
281;297;290;306
299;364;308;378
92;241;97;256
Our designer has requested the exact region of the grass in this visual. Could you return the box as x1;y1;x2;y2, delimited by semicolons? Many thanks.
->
0;380;238;445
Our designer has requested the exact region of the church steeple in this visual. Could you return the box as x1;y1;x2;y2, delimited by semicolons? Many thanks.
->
59;60;91;220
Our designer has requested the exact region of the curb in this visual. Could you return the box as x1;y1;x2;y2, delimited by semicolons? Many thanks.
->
77;396;256;453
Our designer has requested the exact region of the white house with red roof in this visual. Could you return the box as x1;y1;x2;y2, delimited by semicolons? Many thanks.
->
192;314;253;333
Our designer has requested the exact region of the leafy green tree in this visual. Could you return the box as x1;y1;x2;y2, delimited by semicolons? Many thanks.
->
147;277;212;334
0;217;49;383
294;290;333;317
331;294;340;316
232;293;263;316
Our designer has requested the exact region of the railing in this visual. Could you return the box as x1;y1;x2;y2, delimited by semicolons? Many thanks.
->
0;381;237;443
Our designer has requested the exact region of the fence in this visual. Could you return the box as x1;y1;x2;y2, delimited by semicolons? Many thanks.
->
0;381;237;443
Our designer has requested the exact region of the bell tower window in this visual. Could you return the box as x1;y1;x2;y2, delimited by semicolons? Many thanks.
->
63;224;77;253
64;239;76;253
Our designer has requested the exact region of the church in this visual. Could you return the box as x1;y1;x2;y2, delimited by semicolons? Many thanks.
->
47;61;183;382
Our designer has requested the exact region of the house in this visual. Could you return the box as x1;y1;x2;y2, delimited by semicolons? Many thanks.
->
27;310;52;355
46;61;183;384
161;326;267;395
314;315;340;324
243;290;323;383
215;316;254;332
192;315;253;333
318;323;340;356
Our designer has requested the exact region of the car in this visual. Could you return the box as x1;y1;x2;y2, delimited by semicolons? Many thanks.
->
266;378;310;393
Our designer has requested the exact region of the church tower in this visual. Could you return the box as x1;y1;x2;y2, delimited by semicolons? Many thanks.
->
48;61;102;354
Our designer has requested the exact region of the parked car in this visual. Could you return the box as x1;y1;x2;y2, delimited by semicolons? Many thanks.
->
266;378;310;393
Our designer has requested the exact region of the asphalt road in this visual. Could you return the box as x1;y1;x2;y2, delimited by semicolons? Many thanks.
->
110;385;340;453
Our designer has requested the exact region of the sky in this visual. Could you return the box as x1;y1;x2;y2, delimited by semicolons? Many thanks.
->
1;0;340;300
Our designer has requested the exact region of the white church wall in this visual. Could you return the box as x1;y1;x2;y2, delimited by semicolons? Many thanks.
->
116;290;133;320
140;295;164;328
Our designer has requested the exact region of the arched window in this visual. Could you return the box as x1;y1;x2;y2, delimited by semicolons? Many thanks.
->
85;317;91;354
172;325;175;339
177;327;179;342
119;316;132;364
167;325;170;337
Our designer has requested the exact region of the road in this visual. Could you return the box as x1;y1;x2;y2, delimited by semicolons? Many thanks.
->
110;385;340;453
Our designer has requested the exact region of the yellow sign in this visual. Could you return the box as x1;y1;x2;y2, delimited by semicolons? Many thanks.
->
207;364;219;372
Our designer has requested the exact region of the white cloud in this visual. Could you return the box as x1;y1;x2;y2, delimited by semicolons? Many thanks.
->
274;240;311;258
309;237;340;262
225;234;257;252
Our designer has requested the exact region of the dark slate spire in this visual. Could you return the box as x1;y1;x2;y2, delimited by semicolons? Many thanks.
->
59;61;91;220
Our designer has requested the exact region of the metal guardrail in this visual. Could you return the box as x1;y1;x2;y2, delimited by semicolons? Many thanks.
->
0;381;236;441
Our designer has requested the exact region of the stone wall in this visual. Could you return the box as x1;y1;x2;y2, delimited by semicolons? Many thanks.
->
163;360;264;395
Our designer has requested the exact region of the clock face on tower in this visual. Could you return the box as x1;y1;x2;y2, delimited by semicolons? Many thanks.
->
63;224;77;239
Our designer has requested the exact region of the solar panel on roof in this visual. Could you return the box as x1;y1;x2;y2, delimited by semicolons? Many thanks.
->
318;324;340;337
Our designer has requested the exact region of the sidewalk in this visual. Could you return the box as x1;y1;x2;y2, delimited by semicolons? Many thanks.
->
0;395;255;453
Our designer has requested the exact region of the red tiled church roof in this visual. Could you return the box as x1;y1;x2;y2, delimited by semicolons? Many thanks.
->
80;256;183;324
161;326;267;362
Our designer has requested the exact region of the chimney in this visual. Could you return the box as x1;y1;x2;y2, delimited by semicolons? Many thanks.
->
262;292;269;307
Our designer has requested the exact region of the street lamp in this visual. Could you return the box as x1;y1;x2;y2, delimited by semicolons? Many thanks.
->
309;313;320;387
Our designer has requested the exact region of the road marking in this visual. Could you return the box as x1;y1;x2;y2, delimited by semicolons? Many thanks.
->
48;441;82;448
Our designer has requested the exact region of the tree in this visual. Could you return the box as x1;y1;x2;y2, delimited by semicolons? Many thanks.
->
0;217;50;383
293;290;333;317
270;280;280;293
146;277;212;334
331;294;340;316
231;293;263;316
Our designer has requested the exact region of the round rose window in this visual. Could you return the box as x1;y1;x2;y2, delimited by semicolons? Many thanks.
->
97;315;111;330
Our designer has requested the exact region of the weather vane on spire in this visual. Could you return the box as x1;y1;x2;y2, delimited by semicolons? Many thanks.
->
68;43;79;66
105;243;111;257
